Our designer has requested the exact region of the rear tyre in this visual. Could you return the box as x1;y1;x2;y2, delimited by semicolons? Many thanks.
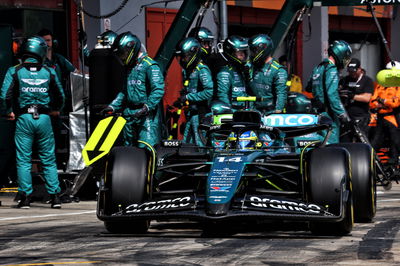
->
307;147;354;236
330;143;376;222
103;146;151;233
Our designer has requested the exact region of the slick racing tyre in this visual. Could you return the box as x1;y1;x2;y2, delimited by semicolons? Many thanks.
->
104;146;151;233
307;147;354;236
330;143;376;222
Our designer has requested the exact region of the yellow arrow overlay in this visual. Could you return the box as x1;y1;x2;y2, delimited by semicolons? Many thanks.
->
82;116;126;166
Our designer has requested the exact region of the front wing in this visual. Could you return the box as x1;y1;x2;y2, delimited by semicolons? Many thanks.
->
97;193;347;223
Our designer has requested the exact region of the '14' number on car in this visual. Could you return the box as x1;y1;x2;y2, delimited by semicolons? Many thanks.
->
216;157;242;163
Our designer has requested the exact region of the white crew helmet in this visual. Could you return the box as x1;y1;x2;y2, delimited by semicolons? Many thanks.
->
386;61;400;69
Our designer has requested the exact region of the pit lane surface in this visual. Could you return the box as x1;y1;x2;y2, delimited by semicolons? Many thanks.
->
1;184;400;265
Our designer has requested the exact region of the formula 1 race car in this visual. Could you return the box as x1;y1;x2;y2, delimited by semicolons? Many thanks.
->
96;106;376;236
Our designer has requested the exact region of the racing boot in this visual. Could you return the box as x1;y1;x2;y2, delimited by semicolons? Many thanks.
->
17;192;31;209
50;194;62;209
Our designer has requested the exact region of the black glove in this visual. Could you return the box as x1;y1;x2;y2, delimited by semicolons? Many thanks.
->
132;104;149;118
376;97;385;105
339;89;355;101
338;112;352;126
173;95;188;107
100;106;114;116
243;63;253;84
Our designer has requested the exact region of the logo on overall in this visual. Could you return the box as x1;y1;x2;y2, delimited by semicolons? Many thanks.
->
21;79;48;86
128;79;142;86
263;114;319;127
21;87;48;93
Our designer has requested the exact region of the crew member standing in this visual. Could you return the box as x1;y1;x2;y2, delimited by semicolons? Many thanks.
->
306;40;352;144
101;32;164;148
339;58;374;142
0;36;65;208
216;35;251;110
248;34;288;115
174;37;213;146
38;28;76;108
370;62;400;166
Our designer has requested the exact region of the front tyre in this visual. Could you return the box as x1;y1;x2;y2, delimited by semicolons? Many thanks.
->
103;146;151;233
330;143;376;222
307;147;354;236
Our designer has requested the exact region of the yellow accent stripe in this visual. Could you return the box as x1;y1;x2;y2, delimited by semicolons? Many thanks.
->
137;140;156;176
253;51;263;62
143;57;152;65
299;141;320;175
236;96;257;102
258;174;283;191
271;64;279;70
186;55;197;68
125;49;135;65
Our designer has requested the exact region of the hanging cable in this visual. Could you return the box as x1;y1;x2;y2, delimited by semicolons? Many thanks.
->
303;8;313;42
366;0;394;63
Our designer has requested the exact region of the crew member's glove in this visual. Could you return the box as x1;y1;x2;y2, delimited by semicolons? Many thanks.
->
376;97;385;105
100;106;114;116
338;112;352;126
173;95;188;107
339;90;355;101
243;62;253;83
132;104;149;118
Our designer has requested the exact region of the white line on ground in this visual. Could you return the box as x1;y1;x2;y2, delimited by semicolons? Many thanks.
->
0;211;96;221
378;199;400;202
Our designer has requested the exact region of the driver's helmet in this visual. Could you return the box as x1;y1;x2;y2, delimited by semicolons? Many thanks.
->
228;131;258;150
100;30;117;45
20;36;48;63
175;37;201;70
112;32;141;66
249;34;274;67
223;35;249;67
286;92;312;113
328;40;352;69
188;27;214;57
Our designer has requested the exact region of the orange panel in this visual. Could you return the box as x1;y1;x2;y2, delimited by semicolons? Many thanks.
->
328;6;339;15
227;0;284;10
252;0;285;10
351;5;391;18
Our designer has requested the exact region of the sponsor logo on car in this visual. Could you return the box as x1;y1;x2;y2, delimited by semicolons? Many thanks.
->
162;140;181;147
125;196;193;213
263;114;319;127
297;140;320;147
247;196;325;214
